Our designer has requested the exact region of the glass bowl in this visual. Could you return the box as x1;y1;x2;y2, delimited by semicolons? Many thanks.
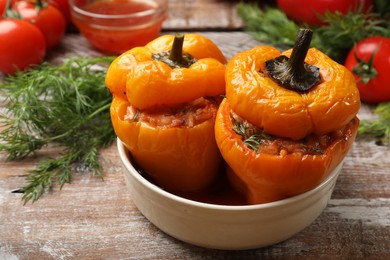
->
69;0;169;54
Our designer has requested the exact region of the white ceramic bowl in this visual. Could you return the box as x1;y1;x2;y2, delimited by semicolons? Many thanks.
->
117;138;343;250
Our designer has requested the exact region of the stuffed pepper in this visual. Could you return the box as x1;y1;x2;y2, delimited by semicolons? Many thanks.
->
106;33;227;192
215;29;360;204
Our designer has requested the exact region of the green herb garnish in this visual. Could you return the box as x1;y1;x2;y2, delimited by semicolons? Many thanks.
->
358;102;390;145
232;117;325;155
237;3;390;62
0;56;116;204
236;4;299;49
232;117;270;153
314;6;390;61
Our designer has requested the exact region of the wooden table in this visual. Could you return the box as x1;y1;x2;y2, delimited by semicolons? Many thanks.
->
1;1;390;259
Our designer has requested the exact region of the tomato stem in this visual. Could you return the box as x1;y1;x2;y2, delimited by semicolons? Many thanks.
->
265;28;321;92
3;0;21;19
352;45;379;84
34;0;47;14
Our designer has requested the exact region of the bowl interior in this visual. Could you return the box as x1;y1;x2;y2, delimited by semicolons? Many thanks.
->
117;138;342;211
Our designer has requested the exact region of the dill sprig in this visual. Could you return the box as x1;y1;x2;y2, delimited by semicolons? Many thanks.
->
0;56;116;204
314;6;390;61
232;118;271;152
232;118;325;154
236;4;300;49
358;102;390;145
237;3;390;62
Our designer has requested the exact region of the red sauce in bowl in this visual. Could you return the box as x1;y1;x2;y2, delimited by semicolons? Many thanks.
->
71;0;168;53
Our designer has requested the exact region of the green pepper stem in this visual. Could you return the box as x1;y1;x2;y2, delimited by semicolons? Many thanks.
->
152;33;197;69
169;34;184;64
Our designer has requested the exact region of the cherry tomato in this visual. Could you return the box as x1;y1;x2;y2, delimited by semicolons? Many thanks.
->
276;0;373;26
344;36;390;104
50;0;71;24
0;19;46;75
15;0;66;49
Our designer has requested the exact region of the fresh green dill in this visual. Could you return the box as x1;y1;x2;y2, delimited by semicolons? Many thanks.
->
237;3;390;62
243;134;262;152
232;117;325;154
0;56;116;204
311;147;324;155
232;117;269;153
314;6;390;61
358;102;390;145
236;3;300;49
131;110;140;122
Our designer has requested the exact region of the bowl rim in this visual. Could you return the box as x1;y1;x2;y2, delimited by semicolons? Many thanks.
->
117;138;342;211
69;0;169;20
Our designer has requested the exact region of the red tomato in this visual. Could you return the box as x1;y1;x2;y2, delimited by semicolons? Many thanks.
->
0;19;46;75
0;0;17;14
50;0;71;24
276;0;373;26
15;0;66;49
344;36;390;104
0;0;6;15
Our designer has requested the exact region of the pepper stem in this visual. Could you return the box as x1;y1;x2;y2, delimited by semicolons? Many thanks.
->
169;33;184;64
151;33;197;69
289;29;312;79
265;28;320;92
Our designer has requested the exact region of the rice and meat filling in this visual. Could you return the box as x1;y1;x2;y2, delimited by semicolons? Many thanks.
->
124;97;218;128
231;110;357;156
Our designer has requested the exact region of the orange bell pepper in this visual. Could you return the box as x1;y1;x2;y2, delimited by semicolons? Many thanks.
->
215;29;361;204
225;32;360;140
106;34;227;192
105;33;227;102
215;99;359;204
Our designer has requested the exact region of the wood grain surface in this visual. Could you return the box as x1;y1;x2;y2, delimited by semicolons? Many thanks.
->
1;0;390;258
165;0;243;30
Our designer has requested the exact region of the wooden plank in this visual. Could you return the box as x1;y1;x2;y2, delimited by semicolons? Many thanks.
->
1;32;390;259
164;0;244;30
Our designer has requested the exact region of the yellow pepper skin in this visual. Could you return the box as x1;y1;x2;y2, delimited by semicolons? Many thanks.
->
225;46;361;140
106;34;226;192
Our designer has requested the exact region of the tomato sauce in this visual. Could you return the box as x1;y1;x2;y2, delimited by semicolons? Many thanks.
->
71;0;167;53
